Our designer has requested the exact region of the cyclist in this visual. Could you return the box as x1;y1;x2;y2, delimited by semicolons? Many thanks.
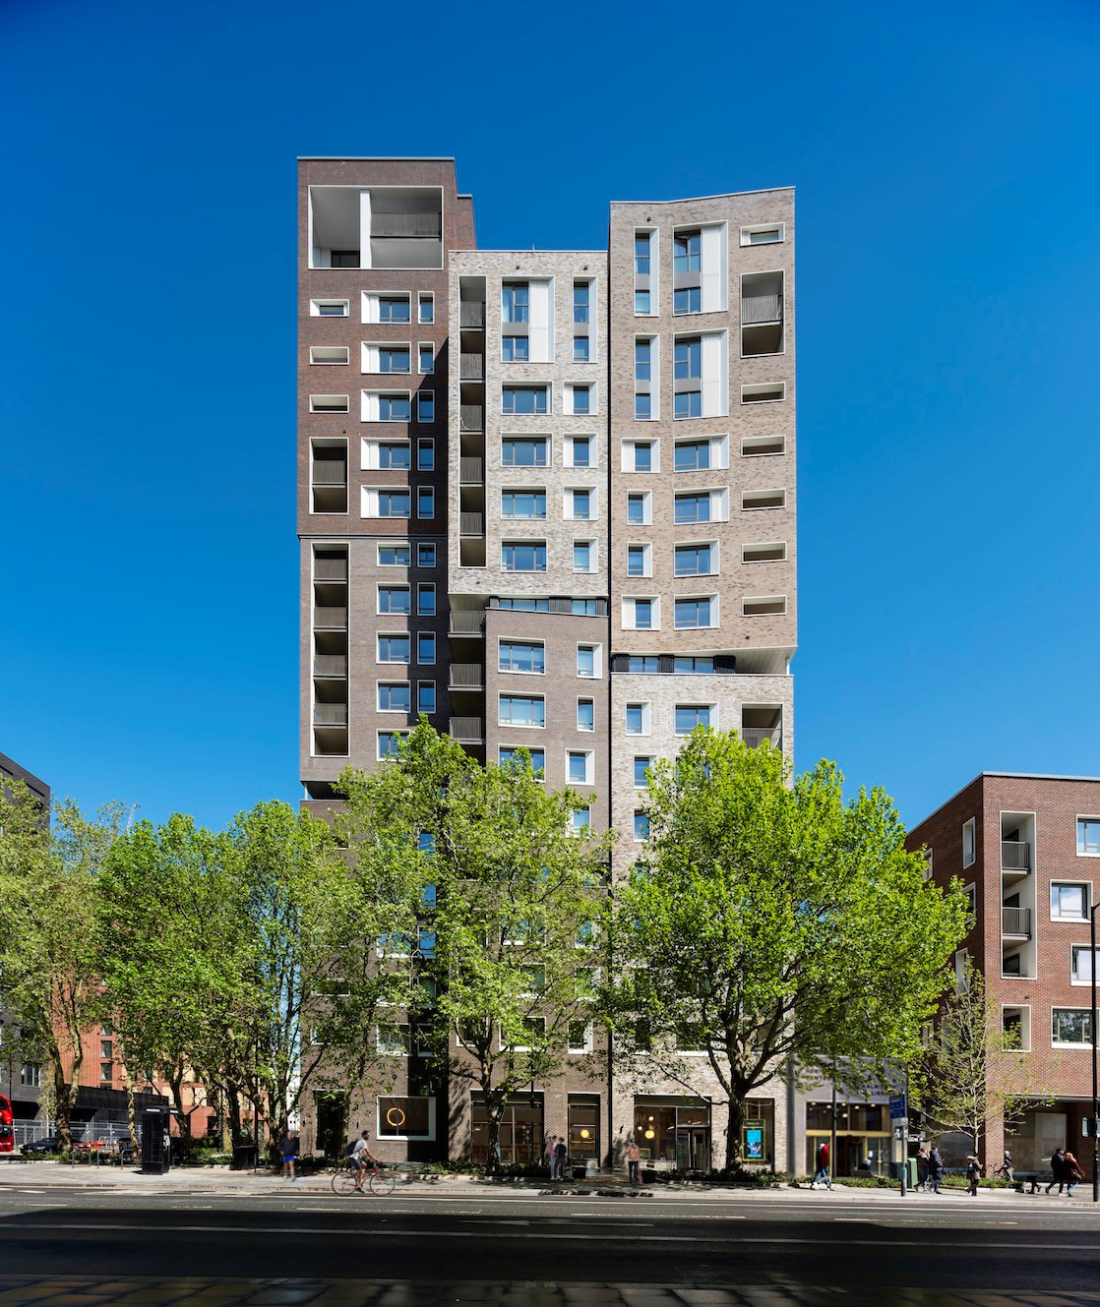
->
349;1130;379;1191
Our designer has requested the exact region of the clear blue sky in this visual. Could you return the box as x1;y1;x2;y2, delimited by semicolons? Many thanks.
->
2;0;1098;832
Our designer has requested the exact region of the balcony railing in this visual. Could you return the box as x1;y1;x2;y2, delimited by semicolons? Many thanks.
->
450;716;484;743
314;559;347;581
741;726;782;749
460;302;485;329
450;611;485;635
460;512;484;536
314;655;348;678
314;606;348;629
460;457;483;483
460;355;484;380
311;464;347;486
741;294;783;325
460;405;484;432
1002;907;1031;938
449;663;484;688
314;703;348;726
371;213;442;238
1001;841;1030;872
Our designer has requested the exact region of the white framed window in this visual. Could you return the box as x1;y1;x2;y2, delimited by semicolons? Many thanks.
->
362;487;412;519
573;539;597;574
621;439;659;473
361;437;411;471
417;631;436;664
1001;1005;1031;1052
377;633;411;664
377;681;411;713
674;434;728;472
576;698;595;732
741;381;785;404
626;542;653;578
741;488;785;511
633;810;650;842
502;385;550;416
674;542;718;577
624;702;651;736
361;390;412;422
417;680;436;714
740;222;785;246
1071;945;1098;985
1051;882;1090;920
378;1095;436;1141
362;342;412;374
567;750;595;786
742;595;786;617
362;292;412;325
310;394;349;414
419;343;435;374
674;704;714;735
310;298;349;317
625;491;652;526
954;948;969;989
1052;1008;1093;1047
633;757;653;789
377;584;411;615
571;809;590;835
417;390;435;423
418;293;434;324
378;729;410;759
417;487;435;519
1077;817;1100;856
565;487;598;521
417;583;436;616
576;644;601;679
417;438;435;471
417;542;436;567
564;382;597;416
499;640;546;674
962;818;976;868
622;596;659;631
310;345;349;365
563;434;596;469
675;488;729;524
741;434;786;457
567;1021;593;1054
499;694;546;728
742;541;787;563
675;595;718;629
501;541;547;573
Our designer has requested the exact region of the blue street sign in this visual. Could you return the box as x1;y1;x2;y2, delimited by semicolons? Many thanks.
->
889;1094;907;1120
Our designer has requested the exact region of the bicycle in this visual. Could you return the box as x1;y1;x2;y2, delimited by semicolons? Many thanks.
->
331;1158;395;1196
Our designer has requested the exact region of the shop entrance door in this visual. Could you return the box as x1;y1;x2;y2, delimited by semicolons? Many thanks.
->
675;1126;710;1170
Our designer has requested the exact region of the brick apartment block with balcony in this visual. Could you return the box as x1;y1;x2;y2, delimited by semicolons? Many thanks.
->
907;772;1099;1180
298;160;797;1172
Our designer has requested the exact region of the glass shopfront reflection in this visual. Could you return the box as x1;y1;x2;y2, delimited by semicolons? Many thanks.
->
471;1094;543;1165
568;1093;600;1164
805;1100;891;1177
634;1096;711;1170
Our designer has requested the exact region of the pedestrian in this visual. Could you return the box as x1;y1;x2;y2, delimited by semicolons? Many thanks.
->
810;1140;832;1190
915;1147;929;1192
554;1134;569;1182
279;1129;298;1181
1045;1147;1066;1195
965;1154;981;1197
547;1135;561;1180
626;1136;641;1188
994;1150;1014;1184
927;1145;944;1194
1062;1150;1084;1197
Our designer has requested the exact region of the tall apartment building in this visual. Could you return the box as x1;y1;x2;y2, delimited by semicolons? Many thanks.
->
298;159;797;1170
907;773;1098;1180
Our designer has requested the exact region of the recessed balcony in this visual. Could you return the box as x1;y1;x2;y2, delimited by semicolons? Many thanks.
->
1001;841;1030;875
449;663;484;691
1002;907;1032;939
450;716;484;744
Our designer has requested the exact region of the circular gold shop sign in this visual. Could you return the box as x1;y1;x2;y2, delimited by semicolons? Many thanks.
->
580;1129;590;1139
385;1106;407;1128
644;1129;655;1140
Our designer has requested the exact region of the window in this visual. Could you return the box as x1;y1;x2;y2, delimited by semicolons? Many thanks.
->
574;337;590;362
311;299;349;317
635;393;651;420
675;704;712;735
502;283;529;324
577;645;598;678
675;597;714;629
571;385;592;415
310;394;349;413
741;381;785;404
573;540;595;573
102;1038;114;1059
499;746;546;773
1051;883;1089;920
625;703;650;735
633;757;652;788
417;391;435;422
499;641;545;674
572;808;591;833
625;597;657;631
568;489;594;520
310;345;348;365
379;1096;435;1139
743;596;786;616
740;223;784;246
417;438;435;471
502;437;549;467
378;634;411;663
634;290;651;314
417;583;436;615
633;441;655;472
20;1063;41;1087
567;435;592;468
379;296;411;324
742;488;785;510
378;346;410;374
1071;946;1097;984
573;281;590;324
1077;818;1100;855
417;543;436;567
568;752;593;785
674;657;714;673
502;335;530;362
573;598;600;616
500;695;545;728
674;286;701;315
1052;1009;1093;1046
634;232;651;276
675;492;711;524
101;1063;114;1083
627;544;651;577
498;598;550;611
675;440;710;471
743;542;787;563
417;631;436;664
378;585;411;615
675;543;715;576
674;390;701;419
378;683;411;712
634;811;650;842
568;1021;592;1053
626;492;651;525
377;441;411;469
673;230;701;273
419;343;434;374
378;393;411;421
675;337;701;381
502;386;548;415
418;293;434;324
379;545;411;566
379;731;409;759
962;818;976;868
502;541;546;572
330;249;358;267
502;489;547;520
635;338;651;382
741;434;786;456
418;681;436;713
417;487;435;518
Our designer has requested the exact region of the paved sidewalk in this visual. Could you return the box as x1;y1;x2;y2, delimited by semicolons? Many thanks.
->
0;1277;1096;1307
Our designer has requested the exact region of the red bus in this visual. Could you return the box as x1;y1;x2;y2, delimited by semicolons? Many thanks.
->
0;1094;13;1153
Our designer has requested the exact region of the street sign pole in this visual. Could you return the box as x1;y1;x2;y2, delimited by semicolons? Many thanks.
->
890;1092;908;1197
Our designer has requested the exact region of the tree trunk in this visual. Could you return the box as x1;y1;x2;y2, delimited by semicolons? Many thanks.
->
482;1083;504;1175
125;1079;138;1155
52;1057;76;1151
169;1066;188;1135
226;1084;244;1151
725;1095;746;1171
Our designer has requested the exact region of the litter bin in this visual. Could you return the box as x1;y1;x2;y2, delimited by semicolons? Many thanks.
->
232;1144;258;1171
141;1108;171;1175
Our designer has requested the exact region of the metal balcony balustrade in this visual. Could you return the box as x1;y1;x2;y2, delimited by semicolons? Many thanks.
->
449;663;483;688
314;703;348;726
1002;906;1031;937
1001;841;1030;872
741;294;783;325
459;512;484;535
460;302;485;329
450;611;485;635
449;716;484;743
460;405;484;431
741;726;782;749
371;213;442;238
314;559;347;581
311;463;347;486
460;355;484;380
460;457;483;483
313;606;348;628
313;655;348;678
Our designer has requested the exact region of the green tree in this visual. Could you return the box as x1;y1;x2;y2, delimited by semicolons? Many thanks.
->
0;784;124;1148
910;958;1054;1165
338;723;614;1173
602;729;969;1169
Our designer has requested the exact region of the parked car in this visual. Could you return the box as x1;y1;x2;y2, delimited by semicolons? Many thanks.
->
21;1136;63;1155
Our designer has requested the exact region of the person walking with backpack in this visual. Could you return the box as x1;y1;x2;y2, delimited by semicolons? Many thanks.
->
810;1140;833;1190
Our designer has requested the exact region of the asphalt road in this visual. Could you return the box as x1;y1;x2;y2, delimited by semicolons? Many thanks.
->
0;1187;1097;1293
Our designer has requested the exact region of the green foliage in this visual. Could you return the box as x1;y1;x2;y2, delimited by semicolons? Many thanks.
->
601;729;969;1168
